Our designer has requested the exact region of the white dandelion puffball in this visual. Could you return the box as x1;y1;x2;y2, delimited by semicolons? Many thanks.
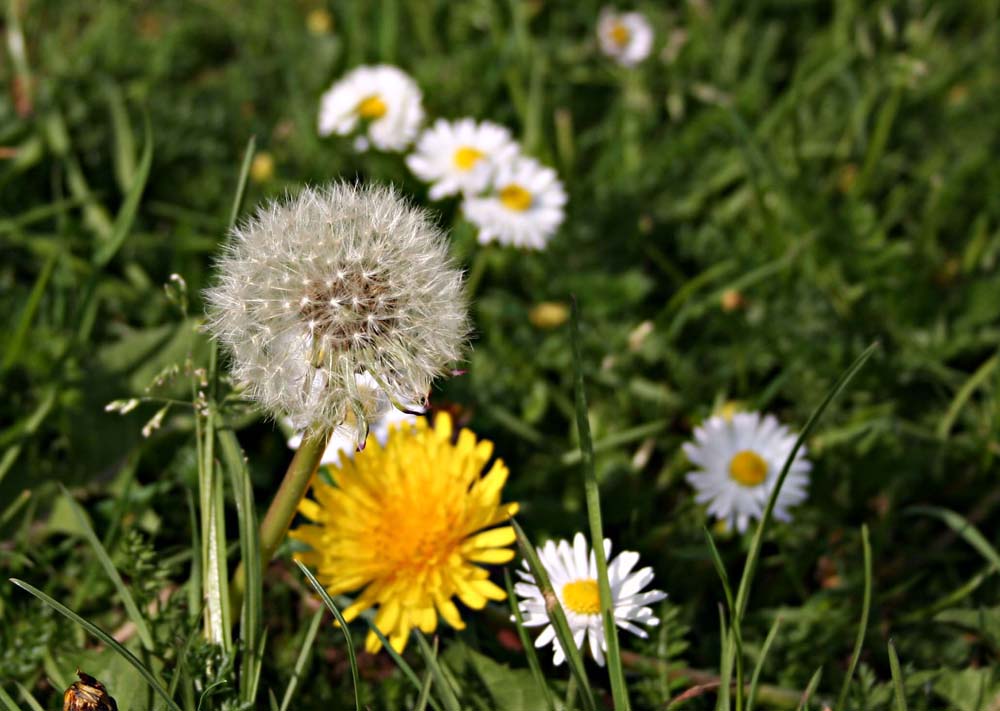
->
406;118;520;200
317;65;424;151
286;373;422;467
205;182;467;434
684;411;811;533
462;156;567;250
515;533;666;667
597;8;654;67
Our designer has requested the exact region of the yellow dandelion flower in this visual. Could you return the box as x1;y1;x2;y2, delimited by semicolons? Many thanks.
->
291;411;519;653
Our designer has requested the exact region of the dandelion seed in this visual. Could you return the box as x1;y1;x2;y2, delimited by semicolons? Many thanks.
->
291;412;518;653
204;183;467;435
318;65;424;152
462;156;567;250
597;8;654;67
514;532;667;666
684;411;811;533
406;118;519;200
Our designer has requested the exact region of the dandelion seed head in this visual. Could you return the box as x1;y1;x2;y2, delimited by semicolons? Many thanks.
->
205;182;468;431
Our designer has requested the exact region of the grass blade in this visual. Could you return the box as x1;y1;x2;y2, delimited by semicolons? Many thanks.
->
0;685;18;711
9;578;183;711
227;135;256;231
59;485;155;652
93;111;153;268
414;666;435;711
888;640;907;711
512;519;598;711
415;631;462;711
834;525;872;711
279;607;324;711
746;615;782;711
795;667;822;711
907;506;1000;570
704;527;742;711
505;568;556;711
570;299;630;710
1;250;56;373
218;430;263;705
15;683;44;711
361;617;444;711
295;560;362;711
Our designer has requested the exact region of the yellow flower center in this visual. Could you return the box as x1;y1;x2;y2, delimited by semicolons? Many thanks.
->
729;450;768;487
499;183;533;212
610;22;630;47
562;579;601;615
357;95;387;119
453;146;485;171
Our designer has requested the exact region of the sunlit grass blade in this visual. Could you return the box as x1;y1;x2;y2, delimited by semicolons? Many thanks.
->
512;519;598;711
0;685;18;711
295;560;361;711
14;683;44;711
415;632;462;711
9;578;183;711
834;525;871;711
936;352;998;438
505;568;556;711
888;640;907;711
570;299;629;710
218;429;263;705
735;342;879;620
795;667;822;711
746;614;782;711
279;607;324;711
907;506;1000;570
93;111;153;267
227;135;256;231
59;484;155;652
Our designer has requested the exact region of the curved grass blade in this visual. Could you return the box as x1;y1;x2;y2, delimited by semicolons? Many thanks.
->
415;632;462;711
9;578;183;711
834;525;872;711
512;519;598;711
59;485;155;652
1;250;56;373
279;607;324;711
295;561;361;711
93;111;153;268
362;618;444;711
570;299;629;710
505;568;556;711
704;528;741;711
907;506;1000;570
746;615;782;711
888;640;907;711
795;667;822;711
415;666;435;711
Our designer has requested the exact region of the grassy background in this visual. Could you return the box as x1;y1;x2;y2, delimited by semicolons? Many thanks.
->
3;0;1000;708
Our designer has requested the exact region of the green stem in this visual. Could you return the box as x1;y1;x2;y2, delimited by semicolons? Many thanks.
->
230;426;331;611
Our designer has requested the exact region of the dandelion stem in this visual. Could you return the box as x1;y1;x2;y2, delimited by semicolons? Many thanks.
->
231;426;331;611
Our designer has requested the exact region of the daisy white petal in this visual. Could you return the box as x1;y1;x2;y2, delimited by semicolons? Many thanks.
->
407;118;519;200
597;8;654;67
514;533;666;667
684;411;811;532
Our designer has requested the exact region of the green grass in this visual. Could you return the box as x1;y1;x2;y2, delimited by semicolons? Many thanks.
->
3;1;1000;709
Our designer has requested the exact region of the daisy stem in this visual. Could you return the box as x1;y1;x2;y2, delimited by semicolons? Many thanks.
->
230;426;331;611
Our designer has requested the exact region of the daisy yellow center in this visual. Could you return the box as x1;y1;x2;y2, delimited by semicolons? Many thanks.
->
453;146;485;171
499;183;533;212
291;413;519;656
562;579;601;615
357;94;387;119
610;22;630;47
729;450;768;487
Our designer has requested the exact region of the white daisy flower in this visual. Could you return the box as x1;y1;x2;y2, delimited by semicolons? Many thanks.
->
514;532;667;667
406;118;519;200
597;8;654;67
684;411;811;533
286;374;424;467
317;65;424;151
462;156;567;250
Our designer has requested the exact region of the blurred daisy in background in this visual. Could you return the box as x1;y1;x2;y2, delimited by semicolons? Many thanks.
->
515;533;666;666
286;373;424;467
463;156;566;249
684;411;811;533
597;8;654;67
407;118;519;200
317;64;424;151
292;412;518;654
